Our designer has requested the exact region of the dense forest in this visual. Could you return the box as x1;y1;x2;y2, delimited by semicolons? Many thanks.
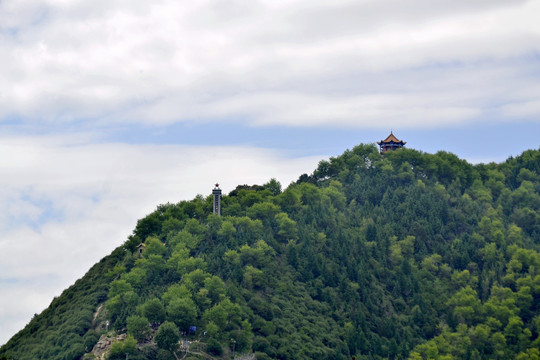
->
1;144;539;360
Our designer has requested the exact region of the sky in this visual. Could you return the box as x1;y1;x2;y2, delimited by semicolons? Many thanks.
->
1;0;539;346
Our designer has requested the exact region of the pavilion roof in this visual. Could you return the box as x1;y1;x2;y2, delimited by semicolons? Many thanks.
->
377;131;406;145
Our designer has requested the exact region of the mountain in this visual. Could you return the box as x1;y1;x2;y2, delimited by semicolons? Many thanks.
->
1;144;539;360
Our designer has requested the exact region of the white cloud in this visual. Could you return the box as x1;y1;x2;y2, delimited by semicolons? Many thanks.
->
1;0;539;127
0;134;322;345
501;99;540;119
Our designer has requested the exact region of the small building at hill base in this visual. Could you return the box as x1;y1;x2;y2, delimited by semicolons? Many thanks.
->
136;243;146;257
377;131;406;154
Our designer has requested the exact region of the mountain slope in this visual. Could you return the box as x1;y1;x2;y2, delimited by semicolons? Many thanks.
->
1;144;539;360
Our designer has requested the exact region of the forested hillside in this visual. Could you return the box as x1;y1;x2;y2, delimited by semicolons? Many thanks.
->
1;144;539;360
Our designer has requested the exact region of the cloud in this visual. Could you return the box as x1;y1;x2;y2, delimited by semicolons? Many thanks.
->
1;0;539;128
0;134;322;345
501;99;540;119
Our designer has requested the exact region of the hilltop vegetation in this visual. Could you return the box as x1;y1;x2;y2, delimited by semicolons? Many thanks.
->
1;144;539;360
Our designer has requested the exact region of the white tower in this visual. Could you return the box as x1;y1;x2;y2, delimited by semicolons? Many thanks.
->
212;183;222;215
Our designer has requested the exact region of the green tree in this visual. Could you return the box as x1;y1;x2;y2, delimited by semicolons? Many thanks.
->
167;297;198;330
264;178;282;196
109;279;133;298
137;254;168;285
155;321;180;354
218;220;236;239
247;202;281;225
243;265;265;289
107;290;140;327
108;336;138;360
144;236;167;257
505;315;524;345
204;276;226;304
203;299;242;330
123;267;147;291
162;284;191;305
447;286;482;324
275;212;298;240
127;315;151;342
142;298;166;324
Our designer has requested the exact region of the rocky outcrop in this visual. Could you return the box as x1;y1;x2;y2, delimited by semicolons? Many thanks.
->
89;333;127;360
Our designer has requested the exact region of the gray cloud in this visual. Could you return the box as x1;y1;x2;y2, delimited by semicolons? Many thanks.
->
1;0;539;127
